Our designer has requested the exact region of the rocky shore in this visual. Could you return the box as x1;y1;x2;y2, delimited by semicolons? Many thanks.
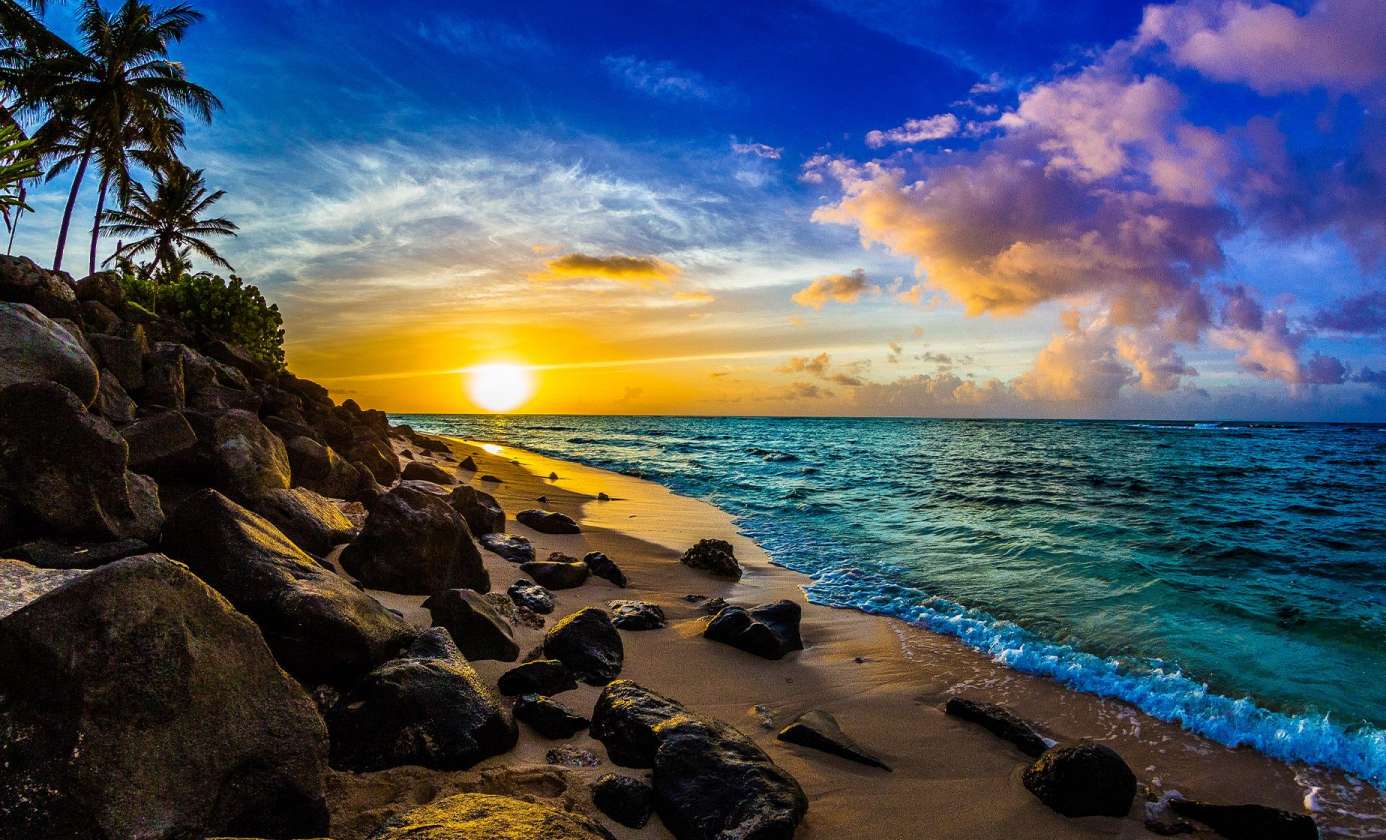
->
0;255;1337;838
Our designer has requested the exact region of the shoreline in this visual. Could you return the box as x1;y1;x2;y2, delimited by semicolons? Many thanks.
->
329;434;1383;838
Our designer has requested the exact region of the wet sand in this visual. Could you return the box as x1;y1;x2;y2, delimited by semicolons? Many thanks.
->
326;437;1384;839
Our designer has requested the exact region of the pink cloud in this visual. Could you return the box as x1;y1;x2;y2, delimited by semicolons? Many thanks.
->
865;114;961;148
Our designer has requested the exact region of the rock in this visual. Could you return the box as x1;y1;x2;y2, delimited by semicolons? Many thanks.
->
79;298;120;333
497;659;577;696
0;555;329;840
5;537;148;570
776;709;890;770
425;587;519;662
1168;799;1319;840
543;608;623;685
121;409;199;475
514;693;590;739
341;483;490;595
597;491;610;501
480;473;502;483
206;338;271;381
459;454;478;471
251;486;358;555
0;303;99;406
704;600;804;660
88;330;146;391
401;459;455;484
521;557;590;589
547;746;602;768
680;538;742;579
450;484;505;535
508;578;555;614
209;409;291;501
350;458;387;506
141;340;186;408
74;270;124;309
589;679;687;767
609;599;666;630
516;508;581;534
0;254;77;318
93;369;137;424
370;792;614;840
161;489;414;686
481;532;534;563
348;436;400;485
1022;743;1137;818
190;382;261;413
327;628;518;772
0;381;164;541
703;596;728;615
944;697;1049;758
584;550;628;587
653;713;809;840
285;435;360;499
592;773;655;829
0;558;85;618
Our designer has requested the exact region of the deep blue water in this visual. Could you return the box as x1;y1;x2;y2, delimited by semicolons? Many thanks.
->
396;414;1386;783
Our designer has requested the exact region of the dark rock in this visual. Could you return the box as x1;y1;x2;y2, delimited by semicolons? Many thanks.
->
401;459;455;484
1022;743;1137;818
497;659;577;696
514;693;590;739
0;558;85;618
161;489;414;686
609;599;666;631
944;697;1049;758
285;435;360;499
1168;799;1319;840
121;410;198;475
5;537;148;570
508;578;555;614
704;600;804;660
93;368;137;424
546;746;602;768
481;532;534;562
680;538;742;579
597;491;610;501
776;709;890;770
190;381;261;413
589;679;687;768
251;486;358;555
206;338;271;381
371;792;615;840
703;596;728;614
79;298;120;333
450;484;505;535
0;555;329;840
480;473;502;483
141;341;186;408
350;458;387;506
88;330;146;391
516;508;581;534
74;270;123;309
348;436;400;485
0;381;163;541
425;587;519;662
459;454;477;471
653;713;809;840
327;628;517;772
548;471;558;479
592;773;655;829
210;409;291;500
0;255;77;318
0;303;99;406
584;550;628;587
521;557;590;590
543;608;623;685
341;483;490;595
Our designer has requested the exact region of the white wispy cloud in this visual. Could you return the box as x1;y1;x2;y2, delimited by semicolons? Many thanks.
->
602;54;727;102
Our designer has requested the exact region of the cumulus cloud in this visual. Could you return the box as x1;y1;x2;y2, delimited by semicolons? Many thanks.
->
1213;286;1347;386
865;113;961;148
531;253;679;284
1355;368;1386;389
779;352;832;376
1312;290;1386;335
791;268;878;309
779;351;869;387
731;141;782;160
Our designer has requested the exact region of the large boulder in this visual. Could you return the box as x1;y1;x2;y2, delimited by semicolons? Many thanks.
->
944;697;1048;758
0;555;330;839
5;537;148;570
521;556;590;589
542;608;623;685
680;538;742;579
653;713;809;840
513;693;590;739
340;483;490;596
74;270;123;309
1022;743;1137;818
450;484;505;535
348;436;400;485
140;340;186;408
251;486;358;556
327;628;518;772
776;709;890;770
1168;799;1319;840
424;587;519;662
211;409;291;500
516;508;581;534
0;254;76;318
0;381;163;541
592;773;655;829
589;679;687;768
120;410;199;475
704;600;804;659
0;302;99;406
480;532;534;563
88;330;146;391
401;459;454;484
92;369;137;424
497;659;577;697
161;489;414;686
285;435;360;499
369;793;614;840
0;558;85;618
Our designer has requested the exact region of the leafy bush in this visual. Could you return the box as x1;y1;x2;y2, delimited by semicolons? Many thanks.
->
117;267;286;370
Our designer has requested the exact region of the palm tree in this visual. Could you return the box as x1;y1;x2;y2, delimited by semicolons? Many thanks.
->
100;161;235;310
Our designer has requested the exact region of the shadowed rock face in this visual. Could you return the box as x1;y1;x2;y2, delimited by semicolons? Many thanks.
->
401;459;455;485
285;435;361;499
679;538;742;579
161;489;414;687
1169;799;1319;840
425;587;519;662
1022;743;1137;818
497;659;577;697
210;409;291;500
592;773;655;829
369;792;614;840
704;600;804;660
584;551;628;587
516;508;581;534
450;484;505;535
542;608;623;685
0;555;330;840
0;302;99;406
521;558;590;590
341;483;490;595
513;693;590;739
944;697;1049;758
251;486;358;556
589;679;688;768
776;709;890;770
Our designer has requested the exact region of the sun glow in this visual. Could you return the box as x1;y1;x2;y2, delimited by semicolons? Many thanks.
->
465;364;534;412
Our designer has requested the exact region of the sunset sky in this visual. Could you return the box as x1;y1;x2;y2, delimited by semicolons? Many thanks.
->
15;0;1386;419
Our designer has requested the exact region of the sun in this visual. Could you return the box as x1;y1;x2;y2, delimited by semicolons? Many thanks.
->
465;363;534;412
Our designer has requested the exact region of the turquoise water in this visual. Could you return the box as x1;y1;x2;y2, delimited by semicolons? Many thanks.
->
396;415;1386;783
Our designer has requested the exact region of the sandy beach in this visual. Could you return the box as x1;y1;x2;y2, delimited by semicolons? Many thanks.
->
326;435;1383;839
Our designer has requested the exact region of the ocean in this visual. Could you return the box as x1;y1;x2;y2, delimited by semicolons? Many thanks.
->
395;414;1386;785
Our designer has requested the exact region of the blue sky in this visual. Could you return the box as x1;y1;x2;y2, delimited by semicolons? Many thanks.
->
13;0;1386;418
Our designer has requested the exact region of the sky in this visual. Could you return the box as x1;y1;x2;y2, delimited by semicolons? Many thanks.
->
13;0;1386;419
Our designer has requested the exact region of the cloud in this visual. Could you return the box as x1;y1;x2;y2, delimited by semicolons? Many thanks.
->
1355;368;1386;389
1312;290;1386;335
603;55;724;102
779;352;831;376
1212;287;1347;386
786;382;832;399
674;290;716;304
778;351;870;387
415;15;551;61
865;113;961;148
731;142;782;160
791;268;877;309
532;253;679;284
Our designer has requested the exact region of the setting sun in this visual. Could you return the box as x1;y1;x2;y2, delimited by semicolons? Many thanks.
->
465;363;534;412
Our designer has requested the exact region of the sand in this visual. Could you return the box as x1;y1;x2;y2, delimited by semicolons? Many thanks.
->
325;437;1385;839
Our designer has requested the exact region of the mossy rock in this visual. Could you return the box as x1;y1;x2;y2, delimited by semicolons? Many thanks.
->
370;792;614;839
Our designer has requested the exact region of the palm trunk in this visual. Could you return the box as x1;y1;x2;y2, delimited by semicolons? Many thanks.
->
88;170;109;276
6;206;20;255
53;147;91;273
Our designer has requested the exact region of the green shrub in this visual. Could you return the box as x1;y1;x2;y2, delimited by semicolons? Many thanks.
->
116;267;286;370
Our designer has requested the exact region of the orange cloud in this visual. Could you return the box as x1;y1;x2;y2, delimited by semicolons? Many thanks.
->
674;290;716;304
791;268;875;309
531;253;679;284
